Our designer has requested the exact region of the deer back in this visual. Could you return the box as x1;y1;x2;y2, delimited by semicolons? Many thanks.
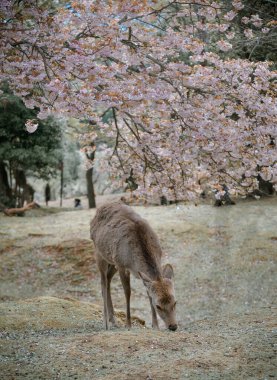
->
90;202;163;279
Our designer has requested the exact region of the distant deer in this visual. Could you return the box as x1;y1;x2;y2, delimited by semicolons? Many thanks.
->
90;201;177;331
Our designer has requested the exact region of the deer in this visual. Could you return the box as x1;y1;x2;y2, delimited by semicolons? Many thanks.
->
90;201;177;331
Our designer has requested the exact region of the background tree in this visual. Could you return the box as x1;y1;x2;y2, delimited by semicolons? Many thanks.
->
229;0;277;63
0;83;62;207
76;117;117;208
84;141;96;208
0;1;276;201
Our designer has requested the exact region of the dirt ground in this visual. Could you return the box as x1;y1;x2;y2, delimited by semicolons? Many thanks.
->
0;196;276;379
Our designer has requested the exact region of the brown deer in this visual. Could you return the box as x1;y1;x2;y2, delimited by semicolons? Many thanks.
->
90;201;177;331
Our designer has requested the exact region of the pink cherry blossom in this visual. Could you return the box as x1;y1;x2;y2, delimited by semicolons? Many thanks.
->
25;120;39;133
0;0;275;200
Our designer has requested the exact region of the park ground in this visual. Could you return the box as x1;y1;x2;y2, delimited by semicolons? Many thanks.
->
0;196;276;379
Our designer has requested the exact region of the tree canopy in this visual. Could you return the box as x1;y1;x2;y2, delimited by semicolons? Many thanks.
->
0;0;276;200
0;83;62;206
0;83;62;178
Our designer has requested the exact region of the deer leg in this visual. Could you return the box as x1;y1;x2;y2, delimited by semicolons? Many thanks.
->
147;293;159;329
107;264;117;326
119;269;131;328
99;269;109;330
96;255;109;330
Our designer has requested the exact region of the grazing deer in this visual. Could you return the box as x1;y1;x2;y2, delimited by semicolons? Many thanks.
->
90;201;177;331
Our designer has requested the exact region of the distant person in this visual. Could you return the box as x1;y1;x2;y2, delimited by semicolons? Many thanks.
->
74;198;82;209
45;183;51;206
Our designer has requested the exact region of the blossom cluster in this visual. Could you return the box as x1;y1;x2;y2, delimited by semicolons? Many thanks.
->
1;0;276;199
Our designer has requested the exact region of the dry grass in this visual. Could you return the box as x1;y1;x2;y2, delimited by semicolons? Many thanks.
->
0;296;144;332
0;196;276;379
42;239;96;285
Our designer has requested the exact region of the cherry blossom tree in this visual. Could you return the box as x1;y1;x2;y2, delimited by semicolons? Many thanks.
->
1;0;276;201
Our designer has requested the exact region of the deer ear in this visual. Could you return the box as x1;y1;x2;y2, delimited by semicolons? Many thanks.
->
138;272;152;288
162;264;174;280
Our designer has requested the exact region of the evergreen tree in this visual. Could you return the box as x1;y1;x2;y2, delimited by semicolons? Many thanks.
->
0;83;62;207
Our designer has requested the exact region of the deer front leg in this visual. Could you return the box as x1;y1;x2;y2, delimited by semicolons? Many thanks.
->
119;269;131;328
147;293;159;329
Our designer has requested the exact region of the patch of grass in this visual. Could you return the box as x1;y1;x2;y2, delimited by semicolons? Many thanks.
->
0;296;145;332
42;239;96;284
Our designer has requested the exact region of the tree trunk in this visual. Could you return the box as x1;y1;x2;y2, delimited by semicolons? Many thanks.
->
86;167;96;208
0;161;13;207
258;175;274;196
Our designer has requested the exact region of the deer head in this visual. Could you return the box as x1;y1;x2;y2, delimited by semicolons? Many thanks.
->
139;264;177;331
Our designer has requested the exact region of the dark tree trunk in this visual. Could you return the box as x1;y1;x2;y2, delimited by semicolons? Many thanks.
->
85;141;96;209
257;175;274;196
0;161;13;207
86;167;96;208
14;169;29;207
45;183;51;206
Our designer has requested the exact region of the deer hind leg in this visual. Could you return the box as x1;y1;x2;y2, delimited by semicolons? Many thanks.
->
119;269;131;328
99;266;109;330
96;254;111;330
107;264;117;326
147;292;159;329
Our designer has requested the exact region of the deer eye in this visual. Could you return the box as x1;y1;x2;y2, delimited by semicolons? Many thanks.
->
156;305;163;311
173;301;177;309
